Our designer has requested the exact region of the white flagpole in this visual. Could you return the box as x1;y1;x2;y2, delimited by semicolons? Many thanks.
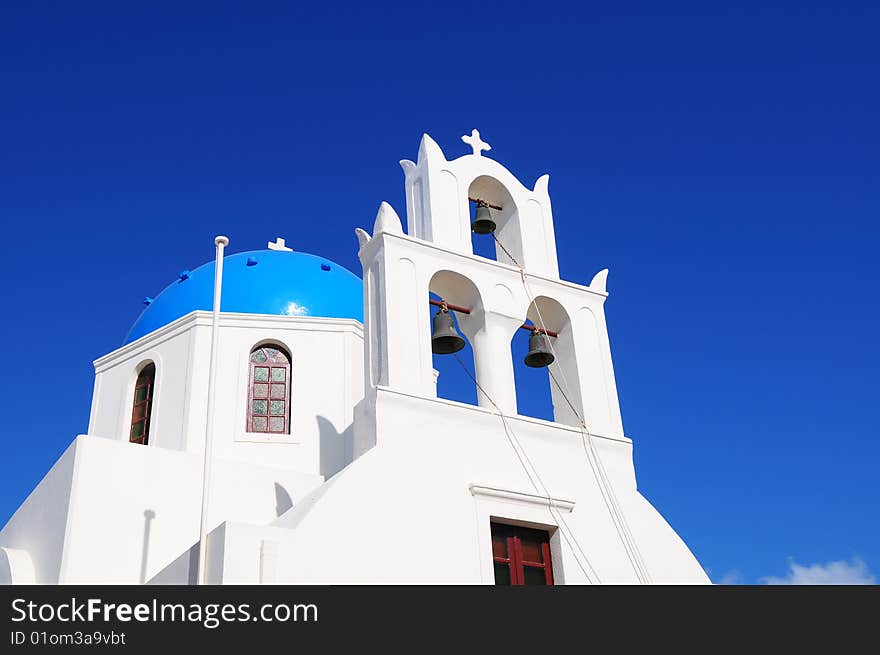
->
197;235;229;585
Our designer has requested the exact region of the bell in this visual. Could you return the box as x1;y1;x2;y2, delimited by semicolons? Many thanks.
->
471;203;496;234
524;330;555;368
431;307;466;354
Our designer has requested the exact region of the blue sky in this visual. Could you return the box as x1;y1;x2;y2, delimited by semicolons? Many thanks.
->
1;2;877;584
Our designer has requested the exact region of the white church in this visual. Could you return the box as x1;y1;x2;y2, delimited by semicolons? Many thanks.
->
0;131;709;584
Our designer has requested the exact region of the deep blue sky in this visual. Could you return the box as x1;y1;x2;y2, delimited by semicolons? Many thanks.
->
1;2;877;584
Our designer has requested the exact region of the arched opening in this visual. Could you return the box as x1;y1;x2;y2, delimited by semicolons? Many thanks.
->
513;297;583;427
511;328;555;422
468;176;523;266
428;271;483;407
247;344;292;434
130;362;156;445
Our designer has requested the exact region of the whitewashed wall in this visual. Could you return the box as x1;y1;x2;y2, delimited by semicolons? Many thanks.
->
89;312;365;478
0;436;325;584
213;389;709;584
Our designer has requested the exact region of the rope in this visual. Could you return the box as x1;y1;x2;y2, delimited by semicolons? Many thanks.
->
490;233;653;584
491;232;521;267
522;267;652;583
451;354;601;584
548;367;653;583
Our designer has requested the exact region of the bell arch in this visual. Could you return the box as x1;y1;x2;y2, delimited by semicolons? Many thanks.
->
400;132;559;277
427;270;483;407
513;295;585;427
467;176;523;266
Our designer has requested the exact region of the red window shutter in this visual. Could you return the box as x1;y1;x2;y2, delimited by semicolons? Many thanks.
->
129;363;155;446
491;523;554;586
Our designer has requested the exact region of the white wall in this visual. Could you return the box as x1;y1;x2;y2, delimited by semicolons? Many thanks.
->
0;438;78;584
90;318;195;452
90;312;365;478
2;310;368;584
214;389;709;584
0;548;35;584
1;435;325;584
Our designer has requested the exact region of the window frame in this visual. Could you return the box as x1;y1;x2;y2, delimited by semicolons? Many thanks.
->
246;345;292;435
129;363;156;446
491;522;555;586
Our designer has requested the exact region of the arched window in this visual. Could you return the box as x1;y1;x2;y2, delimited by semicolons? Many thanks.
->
247;345;291;434
130;363;155;445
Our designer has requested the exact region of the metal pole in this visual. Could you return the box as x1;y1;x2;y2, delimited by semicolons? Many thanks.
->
197;235;228;585
428;298;471;314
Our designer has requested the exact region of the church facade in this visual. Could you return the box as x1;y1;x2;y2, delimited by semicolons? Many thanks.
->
0;132;709;584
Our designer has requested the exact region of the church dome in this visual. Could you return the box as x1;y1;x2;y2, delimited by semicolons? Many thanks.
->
125;249;363;344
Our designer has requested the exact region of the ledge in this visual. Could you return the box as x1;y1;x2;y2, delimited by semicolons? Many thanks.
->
379;231;609;298
374;385;632;445
469;484;576;512
234;431;302;445
95;311;364;370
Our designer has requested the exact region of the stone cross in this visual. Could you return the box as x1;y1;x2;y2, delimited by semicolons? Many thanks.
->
462;129;491;156
268;237;293;251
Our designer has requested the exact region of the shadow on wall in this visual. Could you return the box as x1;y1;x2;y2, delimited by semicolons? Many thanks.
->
317;415;354;479
141;484;295;584
274;482;293;517
140;509;156;584
146;542;199;585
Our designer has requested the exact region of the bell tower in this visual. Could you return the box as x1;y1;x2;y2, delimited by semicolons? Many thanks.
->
400;129;560;276
355;131;624;438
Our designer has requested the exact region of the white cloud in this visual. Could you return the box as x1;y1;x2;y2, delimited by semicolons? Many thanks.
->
284;302;309;316
761;557;876;585
717;570;743;585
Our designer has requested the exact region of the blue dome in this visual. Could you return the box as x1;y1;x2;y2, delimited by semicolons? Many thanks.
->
125;249;363;344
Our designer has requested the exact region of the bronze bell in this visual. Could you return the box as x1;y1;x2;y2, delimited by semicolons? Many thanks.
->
471;202;496;234
431;307;466;354
524;329;555;368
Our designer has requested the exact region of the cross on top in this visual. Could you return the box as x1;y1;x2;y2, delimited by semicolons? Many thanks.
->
268;237;293;251
462;129;491;156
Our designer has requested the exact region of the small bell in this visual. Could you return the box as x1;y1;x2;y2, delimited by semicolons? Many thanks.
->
524;329;555;368
431;306;466;354
471;202;496;234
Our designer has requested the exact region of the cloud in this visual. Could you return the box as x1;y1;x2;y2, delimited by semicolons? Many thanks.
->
284;302;309;316
761;557;876;585
717;570;744;585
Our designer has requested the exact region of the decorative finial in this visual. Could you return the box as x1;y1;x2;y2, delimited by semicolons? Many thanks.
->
462;129;491;157
373;201;403;237
589;269;609;294
268;237;293;251
355;227;372;251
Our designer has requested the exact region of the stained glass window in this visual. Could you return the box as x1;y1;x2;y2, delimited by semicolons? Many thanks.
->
247;346;291;434
130;363;155;446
